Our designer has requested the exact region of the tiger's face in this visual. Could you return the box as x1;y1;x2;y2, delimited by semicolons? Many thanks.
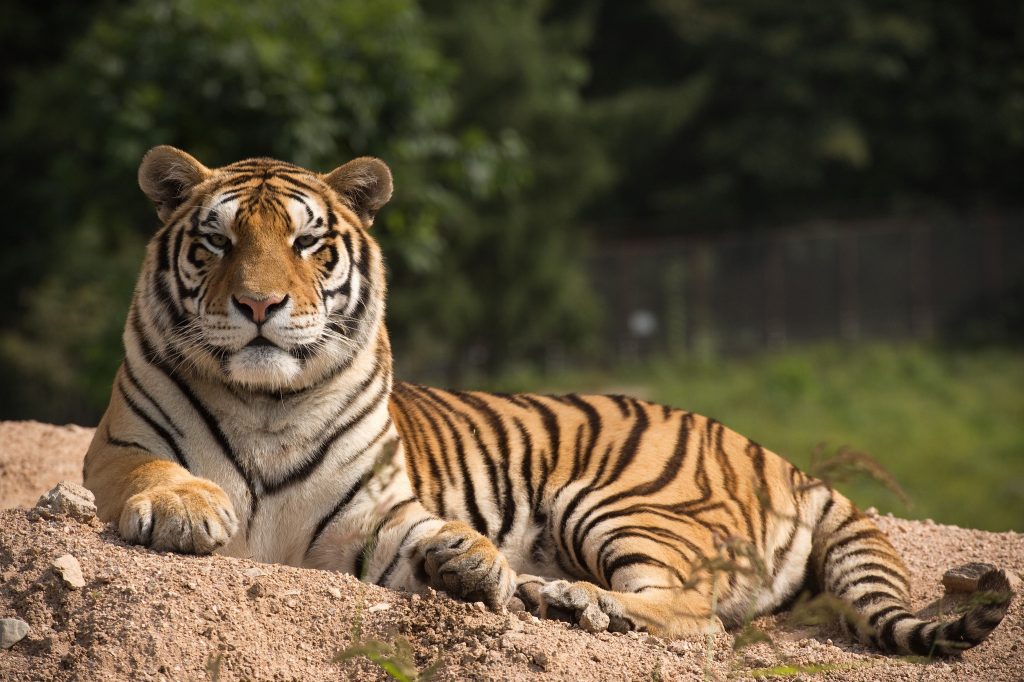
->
136;146;392;390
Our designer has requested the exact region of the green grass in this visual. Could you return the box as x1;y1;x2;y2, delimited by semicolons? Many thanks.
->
485;343;1024;532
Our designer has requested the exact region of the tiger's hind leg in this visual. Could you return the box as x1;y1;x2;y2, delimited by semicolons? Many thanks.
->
515;532;726;637
516;571;723;637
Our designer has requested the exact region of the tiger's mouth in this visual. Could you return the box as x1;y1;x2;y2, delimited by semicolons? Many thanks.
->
245;335;279;349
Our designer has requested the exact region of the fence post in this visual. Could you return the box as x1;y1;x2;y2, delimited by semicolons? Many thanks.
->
764;238;787;348
688;243;713;356
839;230;860;341
909;224;934;337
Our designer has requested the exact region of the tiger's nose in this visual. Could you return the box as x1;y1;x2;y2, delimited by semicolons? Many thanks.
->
232;294;288;324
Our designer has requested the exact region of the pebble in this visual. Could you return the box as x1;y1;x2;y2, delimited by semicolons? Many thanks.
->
578;603;610;633
942;562;997;593
367;602;391;613
242;567;266;578
0;618;30;649
669;640;692;654
532;651;550;670
247;583;267;598
32;482;96;522
52;554;86;589
327;587;342;599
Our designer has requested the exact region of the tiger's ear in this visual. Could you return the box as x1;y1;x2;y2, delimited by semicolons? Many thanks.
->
138;146;211;222
323;157;393;228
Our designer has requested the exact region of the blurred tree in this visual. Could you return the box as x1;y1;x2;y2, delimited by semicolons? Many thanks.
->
582;0;1024;232
394;0;607;377
0;0;601;421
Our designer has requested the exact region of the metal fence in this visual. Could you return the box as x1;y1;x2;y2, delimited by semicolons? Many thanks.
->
588;213;1024;360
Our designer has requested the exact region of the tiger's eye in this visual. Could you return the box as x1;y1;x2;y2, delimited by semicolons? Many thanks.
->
295;234;319;249
207;233;229;249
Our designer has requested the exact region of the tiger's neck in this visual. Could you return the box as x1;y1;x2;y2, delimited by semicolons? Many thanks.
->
197;325;403;564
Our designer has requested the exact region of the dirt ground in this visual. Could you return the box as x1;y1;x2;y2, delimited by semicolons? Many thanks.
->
1;420;1022;681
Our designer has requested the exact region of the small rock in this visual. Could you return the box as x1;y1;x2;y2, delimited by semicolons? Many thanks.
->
367;602;391;613
472;601;486;612
668;640;692;654
942;562;999;593
0;618;30;649
52;554;85;589
532;651;550;670
578;603;610;633
33;482;96;522
247;583;267;598
285;599;297;608
327;587;342;599
241;567;266;578
515;611;532;624
507;596;526;613
742;651;772;668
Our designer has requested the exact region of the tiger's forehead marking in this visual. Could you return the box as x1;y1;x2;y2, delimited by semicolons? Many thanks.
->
201;189;325;238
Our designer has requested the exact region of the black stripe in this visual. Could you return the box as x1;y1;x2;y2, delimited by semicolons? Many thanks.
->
123;359;183;437
603;553;685;589
569;410;682;570
821;528;884;569
305;468;373;558
880;612;914;651
263;369;386;494
376;517;433;587
355;498;415;581
413;386;489;535
130;311;256;519
116;380;190;470
449;391;518;546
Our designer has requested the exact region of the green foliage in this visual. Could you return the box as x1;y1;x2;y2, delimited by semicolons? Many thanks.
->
748;663;846;678
487;344;1024;531
334;636;441;682
583;0;1024;231
335;600;441;682
2;1;1022;425
0;0;604;419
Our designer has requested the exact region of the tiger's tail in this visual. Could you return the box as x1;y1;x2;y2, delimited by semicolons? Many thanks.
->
811;492;1013;656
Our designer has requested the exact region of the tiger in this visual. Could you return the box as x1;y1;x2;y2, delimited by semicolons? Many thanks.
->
84;145;1012;656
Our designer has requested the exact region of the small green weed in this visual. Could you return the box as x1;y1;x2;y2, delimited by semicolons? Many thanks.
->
748;662;845;678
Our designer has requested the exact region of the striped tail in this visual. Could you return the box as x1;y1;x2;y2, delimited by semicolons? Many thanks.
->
811;493;1013;656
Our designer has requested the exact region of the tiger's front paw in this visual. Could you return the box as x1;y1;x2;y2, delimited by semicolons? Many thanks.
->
119;477;238;554
417;521;515;609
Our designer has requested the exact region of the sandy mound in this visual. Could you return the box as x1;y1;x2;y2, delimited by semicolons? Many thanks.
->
1;422;1021;681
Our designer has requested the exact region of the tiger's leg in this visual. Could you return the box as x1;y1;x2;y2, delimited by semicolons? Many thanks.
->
338;496;516;609
84;409;238;554
517;530;724;637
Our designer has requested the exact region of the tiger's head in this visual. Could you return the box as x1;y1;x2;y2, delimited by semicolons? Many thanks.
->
135;145;392;391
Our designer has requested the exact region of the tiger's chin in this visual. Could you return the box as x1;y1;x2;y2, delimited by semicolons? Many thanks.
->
226;346;302;389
